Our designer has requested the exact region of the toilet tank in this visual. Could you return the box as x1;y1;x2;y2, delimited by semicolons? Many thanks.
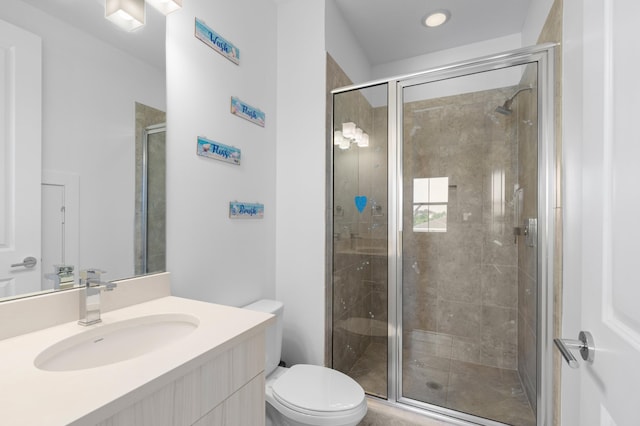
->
243;299;283;376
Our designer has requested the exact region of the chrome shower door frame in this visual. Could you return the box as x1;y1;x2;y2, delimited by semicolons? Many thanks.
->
140;123;166;274
329;43;556;426
391;44;556;426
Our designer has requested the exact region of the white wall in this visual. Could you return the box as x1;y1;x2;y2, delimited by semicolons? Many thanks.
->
372;33;522;81
326;1;554;88
560;0;584;423
325;0;371;85
166;0;277;307
521;0;555;47
275;0;327;366
0;0;165;281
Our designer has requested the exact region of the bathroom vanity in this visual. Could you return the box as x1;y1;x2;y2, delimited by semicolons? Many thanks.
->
0;273;273;425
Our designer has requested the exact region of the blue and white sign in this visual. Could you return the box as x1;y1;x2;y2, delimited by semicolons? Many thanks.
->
229;202;264;219
231;97;266;127
197;136;241;165
194;18;240;65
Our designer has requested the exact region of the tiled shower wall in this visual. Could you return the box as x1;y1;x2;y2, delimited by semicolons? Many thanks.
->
329;55;388;377
402;88;520;370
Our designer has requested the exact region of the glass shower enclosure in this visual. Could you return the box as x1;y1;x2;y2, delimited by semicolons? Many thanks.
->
329;45;555;426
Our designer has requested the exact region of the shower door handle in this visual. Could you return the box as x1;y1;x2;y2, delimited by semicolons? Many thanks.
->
554;331;595;369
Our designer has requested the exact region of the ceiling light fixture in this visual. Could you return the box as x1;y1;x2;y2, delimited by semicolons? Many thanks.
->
105;0;145;32
335;122;369;150
422;10;451;28
146;0;183;15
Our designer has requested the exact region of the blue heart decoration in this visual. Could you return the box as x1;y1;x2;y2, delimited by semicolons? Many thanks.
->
354;195;367;213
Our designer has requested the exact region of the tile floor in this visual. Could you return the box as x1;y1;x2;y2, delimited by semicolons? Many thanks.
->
351;339;535;426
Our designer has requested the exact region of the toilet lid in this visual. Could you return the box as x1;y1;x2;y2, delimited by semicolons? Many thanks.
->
272;364;365;414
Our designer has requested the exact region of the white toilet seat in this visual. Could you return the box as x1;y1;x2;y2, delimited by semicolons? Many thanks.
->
266;365;367;426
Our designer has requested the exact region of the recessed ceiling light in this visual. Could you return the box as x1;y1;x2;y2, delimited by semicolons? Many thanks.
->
422;10;451;28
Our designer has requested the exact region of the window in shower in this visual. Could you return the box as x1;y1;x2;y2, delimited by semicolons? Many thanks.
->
413;177;449;233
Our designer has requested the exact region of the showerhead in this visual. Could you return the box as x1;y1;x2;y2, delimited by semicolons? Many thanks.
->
495;101;513;115
495;86;534;116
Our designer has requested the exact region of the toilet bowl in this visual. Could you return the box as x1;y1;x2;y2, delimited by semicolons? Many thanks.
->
243;299;367;426
266;365;367;426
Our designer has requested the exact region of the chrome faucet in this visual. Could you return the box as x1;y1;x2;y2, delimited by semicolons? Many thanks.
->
78;269;117;326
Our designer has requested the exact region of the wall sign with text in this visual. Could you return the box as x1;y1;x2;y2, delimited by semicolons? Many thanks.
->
231;97;265;127
194;18;240;65
197;136;241;165
229;201;264;219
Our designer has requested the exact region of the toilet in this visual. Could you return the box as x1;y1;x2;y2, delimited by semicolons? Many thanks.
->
244;299;368;426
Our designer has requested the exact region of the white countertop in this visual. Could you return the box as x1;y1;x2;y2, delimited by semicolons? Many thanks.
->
0;296;274;426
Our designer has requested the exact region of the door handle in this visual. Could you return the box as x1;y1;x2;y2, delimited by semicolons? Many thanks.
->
554;331;595;368
10;256;38;269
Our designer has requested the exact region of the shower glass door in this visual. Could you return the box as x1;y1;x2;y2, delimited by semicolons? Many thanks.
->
331;82;389;399
399;63;539;425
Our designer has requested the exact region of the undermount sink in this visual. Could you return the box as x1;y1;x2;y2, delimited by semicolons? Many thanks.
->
34;313;199;372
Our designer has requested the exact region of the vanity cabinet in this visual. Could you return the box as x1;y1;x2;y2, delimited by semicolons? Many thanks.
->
0;275;273;426
95;332;265;426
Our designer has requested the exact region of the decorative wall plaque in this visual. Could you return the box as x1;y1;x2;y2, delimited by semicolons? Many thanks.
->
195;18;240;65
231;96;265;127
197;136;241;165
229;201;264;219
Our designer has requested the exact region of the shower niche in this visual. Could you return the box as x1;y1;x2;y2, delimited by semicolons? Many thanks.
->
329;45;556;426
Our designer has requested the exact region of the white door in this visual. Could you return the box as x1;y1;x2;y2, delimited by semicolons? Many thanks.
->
562;0;640;425
0;19;42;298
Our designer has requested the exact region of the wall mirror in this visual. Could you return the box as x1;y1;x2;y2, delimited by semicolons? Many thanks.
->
0;0;167;302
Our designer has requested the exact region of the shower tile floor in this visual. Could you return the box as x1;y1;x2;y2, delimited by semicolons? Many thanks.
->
349;339;535;426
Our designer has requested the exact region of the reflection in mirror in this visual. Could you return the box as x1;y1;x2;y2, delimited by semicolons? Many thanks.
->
135;103;166;276
0;0;166;302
